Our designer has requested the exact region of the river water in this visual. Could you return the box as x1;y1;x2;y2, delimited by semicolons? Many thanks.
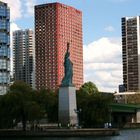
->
2;129;140;140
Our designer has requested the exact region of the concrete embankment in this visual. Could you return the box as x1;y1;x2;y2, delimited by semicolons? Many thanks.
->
124;123;140;129
0;128;119;137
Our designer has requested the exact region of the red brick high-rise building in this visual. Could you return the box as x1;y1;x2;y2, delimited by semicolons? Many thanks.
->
35;3;83;90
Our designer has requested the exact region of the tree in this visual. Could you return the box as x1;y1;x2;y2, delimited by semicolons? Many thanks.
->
0;82;59;130
0;93;16;128
79;81;99;95
0;81;44;130
8;80;33;94
35;89;58;122
77;82;113;128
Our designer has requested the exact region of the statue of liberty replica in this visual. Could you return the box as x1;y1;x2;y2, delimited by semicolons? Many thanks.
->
58;43;78;127
61;42;73;86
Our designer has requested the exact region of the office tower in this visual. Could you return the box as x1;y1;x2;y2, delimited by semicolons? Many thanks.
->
122;16;140;91
13;29;35;88
35;3;83;90
0;2;10;95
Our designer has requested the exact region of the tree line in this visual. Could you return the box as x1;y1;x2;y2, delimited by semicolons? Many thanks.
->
0;81;113;130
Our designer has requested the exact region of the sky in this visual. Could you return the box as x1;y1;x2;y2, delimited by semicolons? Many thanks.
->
2;0;140;92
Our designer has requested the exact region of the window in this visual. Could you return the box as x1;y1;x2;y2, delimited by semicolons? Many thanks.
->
0;19;6;29
0;45;8;57
0;72;9;83
7;8;10;19
0;59;6;69
0;32;8;43
0;6;6;17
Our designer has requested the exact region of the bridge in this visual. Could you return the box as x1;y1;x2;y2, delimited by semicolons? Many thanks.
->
110;103;140;128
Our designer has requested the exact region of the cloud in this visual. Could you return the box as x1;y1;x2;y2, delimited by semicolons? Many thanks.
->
84;38;121;63
24;0;37;16
104;26;115;32
85;63;121;71
10;22;20;33
1;0;37;20
84;37;122;92
2;0;22;21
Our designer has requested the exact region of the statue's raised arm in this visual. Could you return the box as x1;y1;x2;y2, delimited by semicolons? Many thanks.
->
61;43;73;86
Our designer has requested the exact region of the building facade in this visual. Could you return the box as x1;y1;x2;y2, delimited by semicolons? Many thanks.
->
13;29;35;88
0;1;10;95
122;16;140;91
35;2;83;90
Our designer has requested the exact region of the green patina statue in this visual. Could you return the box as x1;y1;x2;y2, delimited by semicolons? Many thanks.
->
61;43;74;86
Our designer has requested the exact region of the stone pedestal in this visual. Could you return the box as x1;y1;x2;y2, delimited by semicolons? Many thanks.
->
58;86;78;126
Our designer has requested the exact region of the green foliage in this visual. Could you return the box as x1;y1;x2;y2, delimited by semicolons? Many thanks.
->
36;89;58;122
0;81;112;129
0;82;58;130
0;93;15;128
77;82;113;128
79;81;99;95
9;81;33;94
0;81;44;130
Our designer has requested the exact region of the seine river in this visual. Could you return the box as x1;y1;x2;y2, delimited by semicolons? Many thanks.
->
2;129;140;140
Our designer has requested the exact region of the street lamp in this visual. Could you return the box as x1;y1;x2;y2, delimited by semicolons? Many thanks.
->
109;108;112;128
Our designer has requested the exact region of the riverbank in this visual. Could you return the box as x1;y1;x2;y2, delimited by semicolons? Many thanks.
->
0;128;119;137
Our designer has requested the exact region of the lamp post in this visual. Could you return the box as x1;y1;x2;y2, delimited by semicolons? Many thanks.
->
109;108;112;128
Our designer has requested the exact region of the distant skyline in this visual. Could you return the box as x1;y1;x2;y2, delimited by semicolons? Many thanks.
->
2;0;140;92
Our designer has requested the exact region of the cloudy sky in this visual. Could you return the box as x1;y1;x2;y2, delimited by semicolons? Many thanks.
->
2;0;140;92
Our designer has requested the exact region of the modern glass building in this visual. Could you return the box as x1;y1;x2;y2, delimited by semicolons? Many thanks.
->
0;1;10;95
